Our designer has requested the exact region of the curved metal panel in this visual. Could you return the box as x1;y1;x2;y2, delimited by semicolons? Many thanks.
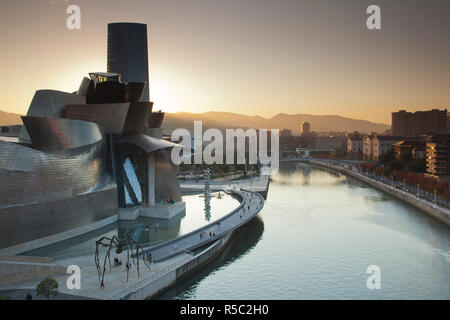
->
125;82;146;102
94;81;127;103
65;103;130;135
0;181;117;250
0;140;107;206
121;102;152;137
148;111;165;128
118;134;180;154
76;77;93;96
22;116;103;152
19;90;86;142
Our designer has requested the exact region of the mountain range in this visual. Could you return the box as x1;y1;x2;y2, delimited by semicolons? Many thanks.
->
163;111;390;134
0;109;390;134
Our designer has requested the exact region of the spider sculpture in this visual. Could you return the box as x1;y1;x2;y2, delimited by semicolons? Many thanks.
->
94;234;151;284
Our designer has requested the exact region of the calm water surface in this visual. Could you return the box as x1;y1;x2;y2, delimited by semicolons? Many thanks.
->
157;163;450;299
24;192;238;260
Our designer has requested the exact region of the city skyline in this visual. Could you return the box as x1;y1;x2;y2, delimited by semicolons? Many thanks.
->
0;0;449;124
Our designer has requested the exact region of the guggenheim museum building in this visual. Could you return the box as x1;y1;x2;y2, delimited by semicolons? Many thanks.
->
0;23;184;254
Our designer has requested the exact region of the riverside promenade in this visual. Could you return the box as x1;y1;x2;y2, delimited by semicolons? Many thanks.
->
309;158;450;226
1;186;266;300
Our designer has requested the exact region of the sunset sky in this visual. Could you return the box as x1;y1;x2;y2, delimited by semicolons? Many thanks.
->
0;0;449;124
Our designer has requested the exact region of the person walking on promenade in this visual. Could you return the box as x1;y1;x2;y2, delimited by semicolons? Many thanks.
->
100;280;105;289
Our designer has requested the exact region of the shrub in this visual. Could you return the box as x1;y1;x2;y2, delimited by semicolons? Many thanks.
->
36;278;59;300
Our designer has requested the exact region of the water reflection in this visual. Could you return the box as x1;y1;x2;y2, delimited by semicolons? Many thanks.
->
22;192;239;260
161;162;450;299
118;211;185;246
154;216;265;300
204;194;211;222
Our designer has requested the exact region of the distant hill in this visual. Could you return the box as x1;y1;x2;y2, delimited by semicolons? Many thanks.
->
0;108;390;134
163;111;390;134
0;110;22;126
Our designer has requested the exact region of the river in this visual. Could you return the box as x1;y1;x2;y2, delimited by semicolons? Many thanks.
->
156;162;450;299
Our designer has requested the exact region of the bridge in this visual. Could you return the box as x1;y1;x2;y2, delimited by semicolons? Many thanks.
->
280;149;335;162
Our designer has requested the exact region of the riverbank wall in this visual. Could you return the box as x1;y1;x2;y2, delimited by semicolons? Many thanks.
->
119;233;232;300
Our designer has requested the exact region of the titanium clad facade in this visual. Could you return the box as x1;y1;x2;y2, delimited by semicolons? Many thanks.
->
118;134;180;153
148;112;165;128
21;116;103;152
65;103;130;135
0;139;118;249
155;150;182;202
0;182;117;249
19;90;86;142
121;102;152;137
0;140;106;206
107;23;150;102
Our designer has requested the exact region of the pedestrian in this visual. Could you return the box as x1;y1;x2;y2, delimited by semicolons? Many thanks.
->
26;292;32;300
100;280;105;289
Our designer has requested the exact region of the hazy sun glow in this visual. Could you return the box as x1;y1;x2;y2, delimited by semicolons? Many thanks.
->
0;0;449;124
150;82;179;113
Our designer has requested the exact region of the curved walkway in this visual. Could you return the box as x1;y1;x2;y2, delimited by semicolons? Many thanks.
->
1;186;266;300
143;188;265;262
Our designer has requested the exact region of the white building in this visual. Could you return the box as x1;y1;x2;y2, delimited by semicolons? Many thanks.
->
362;135;374;160
347;135;363;159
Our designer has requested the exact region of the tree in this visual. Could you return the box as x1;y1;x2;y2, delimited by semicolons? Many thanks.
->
36;278;59;300
380;149;395;165
388;159;404;171
405;159;426;173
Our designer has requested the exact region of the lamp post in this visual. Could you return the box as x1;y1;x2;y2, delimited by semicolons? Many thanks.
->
417;184;420;198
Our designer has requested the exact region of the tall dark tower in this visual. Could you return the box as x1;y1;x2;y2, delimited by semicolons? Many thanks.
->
107;23;150;101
